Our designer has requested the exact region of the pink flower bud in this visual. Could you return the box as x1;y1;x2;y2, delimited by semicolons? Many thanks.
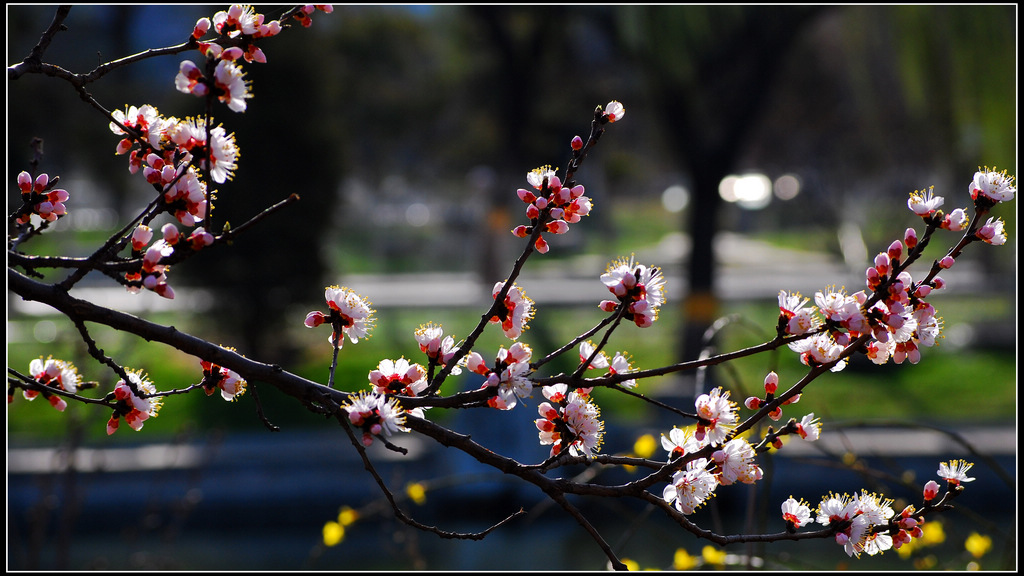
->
874;252;890;274
188;227;214;249
222;47;244;61
744;396;762;410
923;479;940;501
938;255;955;269
154;282;175;300
932;276;946;290
517;189;536;204
768;407;782;421
48;394;68;412
248;46;267;64
131;225;153;251
534;235;549;254
914;284;931;298
887;240;903;261
304;311;325;328
571;135;583;150
598;300;618;312
193;17;211;39
545;220;569;234
18;171;33;192
764;371;778;395
34;173;49;192
511;225;530;238
904;228;918;249
162;223;180;245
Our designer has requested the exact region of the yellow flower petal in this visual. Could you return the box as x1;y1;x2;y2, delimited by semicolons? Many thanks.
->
964;532;992;559
673;548;698;570
338;506;359;526
322;521;344;547
702;545;726;566
406;481;427;505
633;434;658;459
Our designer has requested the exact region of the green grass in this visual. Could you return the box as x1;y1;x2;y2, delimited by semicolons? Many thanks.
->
8;289;1015;443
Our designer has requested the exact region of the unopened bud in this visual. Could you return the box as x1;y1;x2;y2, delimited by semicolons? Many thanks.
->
938;255;955;269
904;227;918;249
764;371;778;395
304;311;325;328
874;252;890;274
571;135;583;150
887;240;903;262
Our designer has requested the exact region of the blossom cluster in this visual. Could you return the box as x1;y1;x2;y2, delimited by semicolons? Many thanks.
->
511;165;594;254
413;323;462;376
107;105;232;298
662;386;820;516
488;281;534;340
777;169;1014;370
341;390;409;447
578;341;637;389
106;369;162;434
508;101;621;254
200;357;248;402
465;342;533;410
125;221;212;300
14;171;69;226
599;255;667;327
369;357;427;398
535;384;604;457
11;357;82;412
780;459;976;558
304;285;376;348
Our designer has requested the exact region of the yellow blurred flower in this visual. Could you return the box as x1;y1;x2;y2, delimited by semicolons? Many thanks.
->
920;521;945;546
633;434;658;458
621;558;639;571
673;548;698;570
964;532;992;559
406;481;427;505
702;545;726;567
322;521;344;547
338;505;359;526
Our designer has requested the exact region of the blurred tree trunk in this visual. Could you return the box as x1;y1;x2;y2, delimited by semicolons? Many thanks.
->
618;6;826;364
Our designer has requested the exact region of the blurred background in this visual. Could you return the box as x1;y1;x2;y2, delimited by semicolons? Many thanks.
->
7;5;1016;571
